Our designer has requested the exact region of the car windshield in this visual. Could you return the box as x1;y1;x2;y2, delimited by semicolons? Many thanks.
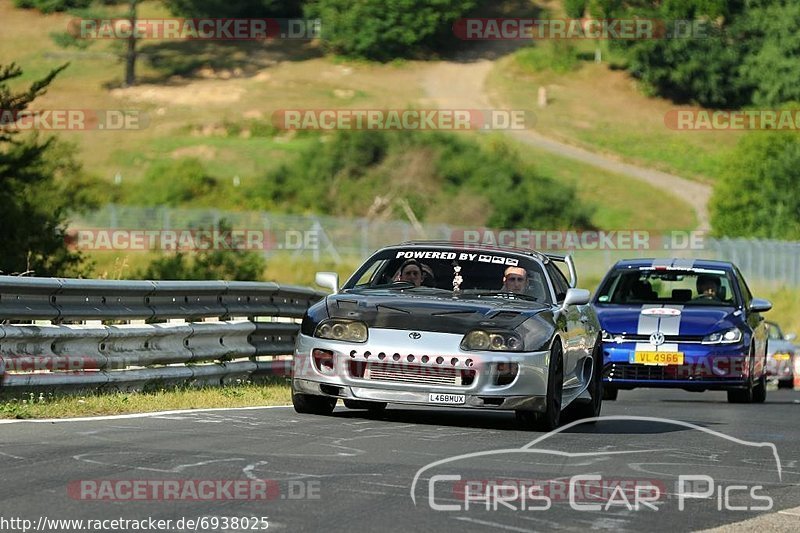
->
342;247;553;304
595;268;740;307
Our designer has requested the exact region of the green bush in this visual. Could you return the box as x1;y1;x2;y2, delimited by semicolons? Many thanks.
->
163;0;304;17
129;158;225;207
710;130;800;239
14;0;91;13
136;222;267;281
563;0;587;18
304;0;478;61
254;130;595;230
137;250;266;281
514;42;580;74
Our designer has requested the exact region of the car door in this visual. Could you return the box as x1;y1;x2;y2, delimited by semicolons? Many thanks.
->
546;262;589;378
735;267;768;375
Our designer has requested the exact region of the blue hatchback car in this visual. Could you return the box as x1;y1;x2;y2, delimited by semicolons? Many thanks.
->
593;259;772;403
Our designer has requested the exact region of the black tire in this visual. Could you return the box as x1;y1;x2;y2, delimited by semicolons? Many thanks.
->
727;350;759;404
343;399;388;413
517;341;563;431
778;379;794;389
752;374;767;403
292;393;336;415
567;343;603;422
602;387;618;401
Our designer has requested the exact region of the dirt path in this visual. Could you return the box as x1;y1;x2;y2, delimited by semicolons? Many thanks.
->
421;59;712;230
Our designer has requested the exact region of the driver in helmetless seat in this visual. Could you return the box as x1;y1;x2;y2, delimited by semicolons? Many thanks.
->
502;266;529;294
694;275;722;301
397;259;424;287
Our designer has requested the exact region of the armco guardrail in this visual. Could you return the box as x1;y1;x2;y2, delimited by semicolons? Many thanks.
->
0;276;324;392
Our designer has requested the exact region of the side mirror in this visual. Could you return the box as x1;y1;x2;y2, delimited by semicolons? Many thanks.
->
315;272;339;294
748;298;772;313
563;288;590;307
785;333;797;342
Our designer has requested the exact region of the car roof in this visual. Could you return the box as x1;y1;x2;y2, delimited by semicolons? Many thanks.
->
611;258;735;270
393;240;556;263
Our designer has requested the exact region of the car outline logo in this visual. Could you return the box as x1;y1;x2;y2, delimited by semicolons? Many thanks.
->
409;415;783;506
409;332;422;339
650;331;666;346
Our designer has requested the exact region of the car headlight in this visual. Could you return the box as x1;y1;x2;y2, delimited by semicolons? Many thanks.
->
601;330;625;344
461;330;524;352
702;328;742;344
314;319;368;343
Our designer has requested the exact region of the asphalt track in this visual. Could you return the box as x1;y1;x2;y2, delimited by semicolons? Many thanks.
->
2;388;799;532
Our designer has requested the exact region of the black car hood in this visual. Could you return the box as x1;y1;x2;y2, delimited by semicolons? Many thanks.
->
325;290;548;333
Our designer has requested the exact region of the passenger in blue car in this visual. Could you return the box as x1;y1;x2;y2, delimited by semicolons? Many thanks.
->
628;279;656;302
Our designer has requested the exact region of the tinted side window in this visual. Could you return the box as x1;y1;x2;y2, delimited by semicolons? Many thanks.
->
735;267;753;308
546;263;569;302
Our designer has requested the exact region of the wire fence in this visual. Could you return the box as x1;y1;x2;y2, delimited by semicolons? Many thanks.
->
69;205;800;286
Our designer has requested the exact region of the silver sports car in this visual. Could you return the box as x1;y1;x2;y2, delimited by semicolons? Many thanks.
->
765;321;798;388
291;242;603;430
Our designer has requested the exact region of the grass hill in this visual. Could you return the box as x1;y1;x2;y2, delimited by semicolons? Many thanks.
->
2;0;695;232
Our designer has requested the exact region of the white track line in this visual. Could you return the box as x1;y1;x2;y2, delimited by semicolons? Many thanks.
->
0;404;293;424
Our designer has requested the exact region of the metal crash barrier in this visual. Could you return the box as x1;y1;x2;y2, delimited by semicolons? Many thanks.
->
0;276;323;393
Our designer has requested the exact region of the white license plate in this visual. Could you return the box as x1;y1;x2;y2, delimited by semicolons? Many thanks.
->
429;393;465;404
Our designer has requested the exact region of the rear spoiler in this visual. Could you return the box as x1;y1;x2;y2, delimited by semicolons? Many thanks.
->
544;253;577;288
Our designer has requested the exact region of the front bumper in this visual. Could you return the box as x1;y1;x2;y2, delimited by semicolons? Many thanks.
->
602;341;751;390
292;329;550;412
766;355;795;383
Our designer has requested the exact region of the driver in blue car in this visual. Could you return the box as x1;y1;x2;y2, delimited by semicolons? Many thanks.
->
694;275;722;301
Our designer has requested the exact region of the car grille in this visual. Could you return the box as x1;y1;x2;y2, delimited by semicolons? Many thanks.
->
346;351;476;386
603;363;734;381
365;362;459;385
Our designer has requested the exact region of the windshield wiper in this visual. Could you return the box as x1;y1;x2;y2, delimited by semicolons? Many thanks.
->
358;281;417;290
468;291;539;302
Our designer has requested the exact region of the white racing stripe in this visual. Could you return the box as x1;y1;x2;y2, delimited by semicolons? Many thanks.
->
658;305;684;336
637;304;662;336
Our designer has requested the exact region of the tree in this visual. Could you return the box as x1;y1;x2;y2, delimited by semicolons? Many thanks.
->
710;131;800;239
737;1;800;107
590;0;800;108
0;63;98;276
563;0;587;18
163;0;304;17
304;0;478;61
47;0;304;86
